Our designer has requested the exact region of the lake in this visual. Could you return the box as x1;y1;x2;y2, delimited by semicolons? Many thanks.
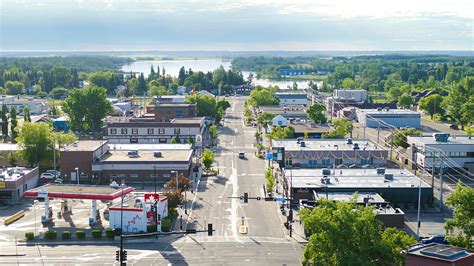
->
121;59;317;89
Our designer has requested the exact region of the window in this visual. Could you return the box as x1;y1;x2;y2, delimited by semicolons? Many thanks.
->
285;158;293;166
322;159;331;166
159;138;167;143
308;160;317;167
163;173;171;178
176;111;183;117
121;128;128;134
158;128;165;134
147;128;154;134
132;128;138;134
174;128;180;134
130;174;139;179
110;128;117;135
130;138;138;143
361;158;373;165
335;158;343;165
149;174;157;178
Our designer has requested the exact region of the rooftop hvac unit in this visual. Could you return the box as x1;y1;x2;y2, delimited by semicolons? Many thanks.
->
384;174;393;180
376;168;386;175
127;150;139;158
347;138;353;145
154;151;162;158
432;133;450;142
300;141;306;147
353;143;360;150
321;168;331;176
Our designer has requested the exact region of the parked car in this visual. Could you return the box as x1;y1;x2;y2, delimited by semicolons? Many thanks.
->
46;170;60;177
239;152;245;159
40;173;56;180
421;235;448;245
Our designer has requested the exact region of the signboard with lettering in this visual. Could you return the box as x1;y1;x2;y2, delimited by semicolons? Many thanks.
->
0;181;5;189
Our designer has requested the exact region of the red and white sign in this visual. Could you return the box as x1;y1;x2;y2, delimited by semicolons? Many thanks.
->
144;193;159;202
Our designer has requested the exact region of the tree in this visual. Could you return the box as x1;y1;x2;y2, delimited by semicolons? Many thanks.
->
166;174;192;192
256;112;276;127
419;94;444;119
328;118;353;138
216;99;231;111
443;77;473;130
397;93;413;109
306;104;327;124
302;200;415;265
341;78;356;89
265;167;275;192
4;81;24;95
7;151;17;166
1;104;8;139
185;94;217;118
209;125;218;143
171;134;181;144
444;181;474;249
62;86;112;132
23;106;31;122
10;107;18;143
49;87;68;99
201;149;215;171
16;122;76;167
386;86;403;102
248;88;279;106
391;128;421;148
270;126;295;140
148;85;170;96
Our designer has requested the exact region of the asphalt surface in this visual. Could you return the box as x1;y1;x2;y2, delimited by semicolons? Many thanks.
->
0;96;304;265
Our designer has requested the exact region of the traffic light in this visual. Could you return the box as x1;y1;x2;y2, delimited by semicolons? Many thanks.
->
243;193;248;203
208;223;213;236
122;250;127;261
288;210;293;223
115;250;120;261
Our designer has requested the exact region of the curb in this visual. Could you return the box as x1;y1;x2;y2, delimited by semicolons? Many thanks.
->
18;237;173;246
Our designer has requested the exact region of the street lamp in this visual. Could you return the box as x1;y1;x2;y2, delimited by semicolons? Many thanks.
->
33;199;38;236
74;167;79;185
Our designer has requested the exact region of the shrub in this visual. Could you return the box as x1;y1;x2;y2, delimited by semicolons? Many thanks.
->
44;230;57;240
76;230;86;239
25;232;34;240
105;228;114;238
147;225;157;233
161;218;172;232
92;229;102;239
62;231;71;240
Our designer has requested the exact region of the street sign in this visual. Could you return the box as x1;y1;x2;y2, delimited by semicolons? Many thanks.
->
0;181;5;189
266;153;273;160
274;197;287;202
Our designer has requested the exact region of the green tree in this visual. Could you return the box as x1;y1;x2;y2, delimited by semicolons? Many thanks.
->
1;104;8;139
341;78;356;88
201;149;215;171
23;106;31;122
386;86;403;102
306;104;327;124
391;128;421;148
444;181;474;249
148;85;170;96
256;112;276;127
49;87;68;99
302;200;415;265
443;77;473;130
419;94;444;119
62;86;112;132
248;87;279;106
4;81;24;95
216;99;231;111
185;94;217;118
209;125;218;143
10;107;18;143
328;118;353;138
397;93;413;109
16;122;76;167
265;167;275;192
270;126;295;139
171;134;181;144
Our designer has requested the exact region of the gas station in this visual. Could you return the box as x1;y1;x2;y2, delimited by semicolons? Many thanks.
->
23;182;134;226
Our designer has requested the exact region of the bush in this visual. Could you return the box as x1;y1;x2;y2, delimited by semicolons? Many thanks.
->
147;225;157;233
105;228;114;239
92;229;102;239
168;208;178;220
62;231;71;239
161;218;172;232
76;230;86;239
44;230;57;240
25;232;34;240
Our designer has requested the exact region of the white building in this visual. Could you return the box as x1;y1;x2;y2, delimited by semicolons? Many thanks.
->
356;108;421;129
334;89;367;103
5;101;46;114
407;134;474;173
273;93;308;106
0;167;39;202
109;193;168;233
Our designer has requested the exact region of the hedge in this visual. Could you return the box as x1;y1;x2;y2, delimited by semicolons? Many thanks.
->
105;228;114;238
161;218;172;232
92;229;102;239
147;225;157;233
45;230;57;240
25;232;34;240
76;230;86;239
62;231;71;240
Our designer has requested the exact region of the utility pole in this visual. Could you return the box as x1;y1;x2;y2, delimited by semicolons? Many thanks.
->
120;186;124;265
376;124;380;144
416;171;423;240
439;165;444;211
431;152;436;193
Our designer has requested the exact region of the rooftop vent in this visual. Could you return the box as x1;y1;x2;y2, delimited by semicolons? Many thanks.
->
384;174;394;180
321;168;331;176
153;151;162;158
300;141;306;147
127;150;139;158
347;138;353;145
433;133;450;142
353;143;360;150
376;168;386;175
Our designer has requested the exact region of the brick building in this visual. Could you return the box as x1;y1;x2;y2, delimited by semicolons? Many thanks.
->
145;102;197;122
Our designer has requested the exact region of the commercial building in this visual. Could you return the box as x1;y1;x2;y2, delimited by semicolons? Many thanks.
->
0;167;39;203
334;89;367;102
145;102;197;122
258;105;308;121
272;139;388;168
311;191;405;229
103;117;205;145
356;108;421;129
407;134;474;173
273;93;308;106
60;140;194;185
282;168;432;205
405;243;473;266
4;100;46;115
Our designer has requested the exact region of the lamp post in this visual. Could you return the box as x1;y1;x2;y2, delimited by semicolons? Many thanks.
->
74;167;79;185
33;199;38;236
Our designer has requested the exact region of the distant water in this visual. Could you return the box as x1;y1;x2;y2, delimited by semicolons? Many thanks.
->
121;58;318;89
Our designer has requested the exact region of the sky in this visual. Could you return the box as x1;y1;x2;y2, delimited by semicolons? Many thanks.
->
0;0;473;51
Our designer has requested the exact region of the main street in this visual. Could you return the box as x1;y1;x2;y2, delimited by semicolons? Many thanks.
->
0;96;303;265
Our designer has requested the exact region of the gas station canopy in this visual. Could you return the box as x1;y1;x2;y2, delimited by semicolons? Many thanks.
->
24;184;134;200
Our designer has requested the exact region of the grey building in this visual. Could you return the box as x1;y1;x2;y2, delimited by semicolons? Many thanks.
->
356;108;421;129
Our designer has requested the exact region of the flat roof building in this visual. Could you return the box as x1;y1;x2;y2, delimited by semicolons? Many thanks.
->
273;93;308;106
272;139;388;168
407;134;474;174
282;168;432;206
406;243;473;266
356;108;421;129
0;167;39;203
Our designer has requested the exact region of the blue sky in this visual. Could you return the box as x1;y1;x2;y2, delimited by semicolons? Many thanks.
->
1;0;473;51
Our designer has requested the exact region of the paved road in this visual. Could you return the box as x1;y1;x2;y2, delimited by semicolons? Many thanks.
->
0;96;304;265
